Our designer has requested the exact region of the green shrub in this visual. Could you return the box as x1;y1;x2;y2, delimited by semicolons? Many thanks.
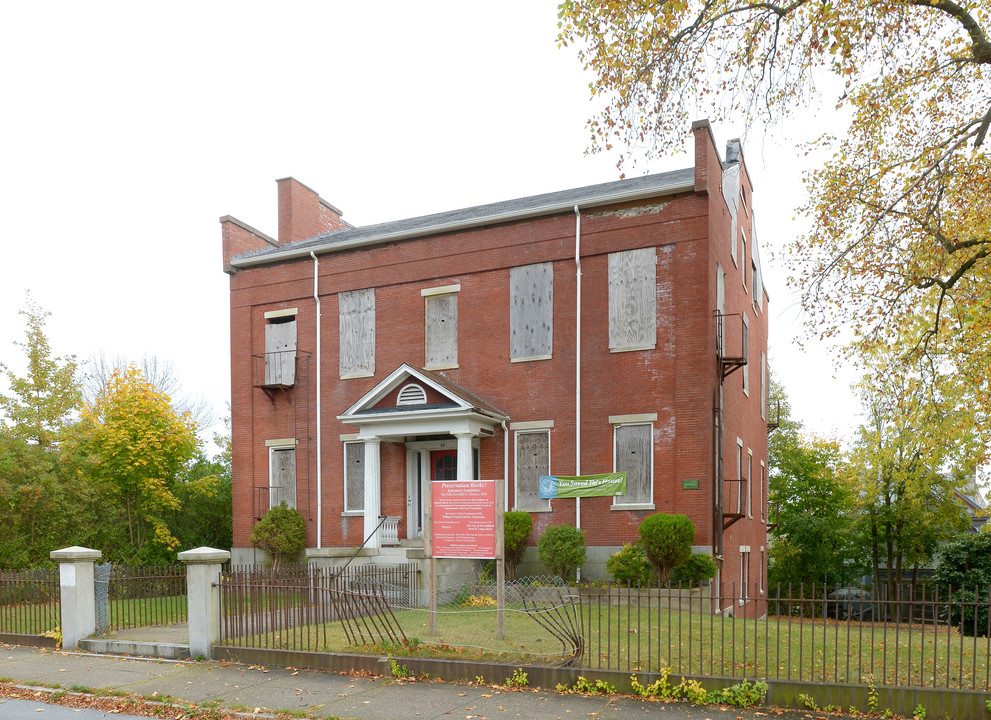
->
537;524;586;581
606;543;652;586
638;513;694;584
248;502;306;567
504;511;533;581
672;553;717;586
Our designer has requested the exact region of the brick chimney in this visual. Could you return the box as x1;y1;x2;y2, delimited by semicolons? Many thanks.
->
276;177;348;245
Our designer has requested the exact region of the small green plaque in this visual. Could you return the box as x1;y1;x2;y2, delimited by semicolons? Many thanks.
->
682;478;699;490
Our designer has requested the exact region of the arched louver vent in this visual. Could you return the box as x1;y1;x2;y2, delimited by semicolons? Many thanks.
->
397;383;427;406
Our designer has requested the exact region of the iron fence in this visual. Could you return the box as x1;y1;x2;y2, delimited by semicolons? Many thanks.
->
219;563;418;649
97;563;187;632
0;567;59;637
216;571;991;691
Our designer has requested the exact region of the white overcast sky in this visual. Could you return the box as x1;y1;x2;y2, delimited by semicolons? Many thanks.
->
0;1;860;447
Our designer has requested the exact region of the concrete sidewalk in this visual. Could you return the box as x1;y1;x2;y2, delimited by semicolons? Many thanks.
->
0;644;858;720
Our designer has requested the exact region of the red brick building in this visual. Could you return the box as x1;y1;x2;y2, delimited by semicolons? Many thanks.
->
221;120;769;611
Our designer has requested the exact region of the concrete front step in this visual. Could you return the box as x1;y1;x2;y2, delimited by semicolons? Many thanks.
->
80;637;190;660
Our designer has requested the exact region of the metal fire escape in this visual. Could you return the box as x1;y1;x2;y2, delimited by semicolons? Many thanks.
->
713;312;749;559
251;350;311;522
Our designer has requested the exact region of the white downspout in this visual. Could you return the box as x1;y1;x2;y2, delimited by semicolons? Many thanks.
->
574;206;582;570
502;419;509;511
310;251;323;549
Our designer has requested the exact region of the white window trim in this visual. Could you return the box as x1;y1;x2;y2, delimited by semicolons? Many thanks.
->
268;443;296;510
741;230;748;289
513;428;552;512
759;546;766;595
342;440;363;516
265;438;296;447
611;420;655;510
742;313;750;396
264;307;298;319
747;449;753;519
511;354;552;363
760;460;766;524
736;438;744;514
509;420;554;431
739;546;751;605
420;284;461;297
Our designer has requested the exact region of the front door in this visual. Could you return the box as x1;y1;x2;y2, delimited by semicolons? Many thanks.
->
431;449;458;480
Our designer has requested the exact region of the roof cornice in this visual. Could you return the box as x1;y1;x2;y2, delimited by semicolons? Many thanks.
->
230;175;694;269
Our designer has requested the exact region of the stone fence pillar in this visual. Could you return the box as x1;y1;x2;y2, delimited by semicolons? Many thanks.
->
50;546;102;650
178;547;230;660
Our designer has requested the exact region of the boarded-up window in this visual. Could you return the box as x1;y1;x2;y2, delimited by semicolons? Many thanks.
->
339;288;375;378
614;423;652;505
608;248;656;352
344;441;364;512
269;446;296;509
515;430;550;510
742;313;750;395
265;318;297;386
760;351;767;420
425;293;457;369
510;263;553;361
716;262;726;354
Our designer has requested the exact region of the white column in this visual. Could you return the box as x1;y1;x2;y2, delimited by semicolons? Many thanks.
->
362;436;382;548
50;546;101;651
455;432;474;480
177;546;231;660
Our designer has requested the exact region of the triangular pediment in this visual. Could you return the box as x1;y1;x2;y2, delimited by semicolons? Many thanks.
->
338;364;506;435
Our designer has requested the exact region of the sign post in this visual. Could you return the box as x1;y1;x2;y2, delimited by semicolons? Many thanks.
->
429;479;505;638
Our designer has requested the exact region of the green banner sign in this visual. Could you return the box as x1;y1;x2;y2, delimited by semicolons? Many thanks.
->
539;472;627;499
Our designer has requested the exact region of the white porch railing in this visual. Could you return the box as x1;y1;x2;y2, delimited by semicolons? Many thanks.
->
380;516;401;546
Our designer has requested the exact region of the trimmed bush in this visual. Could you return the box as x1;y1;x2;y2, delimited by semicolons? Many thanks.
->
607;543;652;586
504;511;533;581
537;524;586;581
639;513;694;584
249;502;306;567
672;553;718;587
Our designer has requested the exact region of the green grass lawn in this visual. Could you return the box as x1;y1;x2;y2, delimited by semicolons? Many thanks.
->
0;602;60;635
222;600;991;690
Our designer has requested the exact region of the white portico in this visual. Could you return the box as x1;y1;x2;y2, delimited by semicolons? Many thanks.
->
337;364;507;549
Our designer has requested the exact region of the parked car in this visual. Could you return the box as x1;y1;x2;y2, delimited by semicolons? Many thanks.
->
826;587;874;621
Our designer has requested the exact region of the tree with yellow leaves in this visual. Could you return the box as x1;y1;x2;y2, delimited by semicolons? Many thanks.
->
74;365;199;558
558;1;990;411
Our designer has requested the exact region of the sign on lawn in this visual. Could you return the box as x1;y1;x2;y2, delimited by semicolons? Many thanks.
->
432;480;497;558
538;472;627;499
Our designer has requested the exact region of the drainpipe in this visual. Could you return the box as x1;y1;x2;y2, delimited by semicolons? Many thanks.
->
502;419;509;511
574;206;582;579
310;251;322;549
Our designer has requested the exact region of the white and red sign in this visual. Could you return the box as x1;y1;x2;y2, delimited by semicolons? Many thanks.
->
431;480;497;558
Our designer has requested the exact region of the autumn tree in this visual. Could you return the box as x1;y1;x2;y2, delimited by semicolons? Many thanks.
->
767;372;860;589
849;356;978;601
73;366;199;559
0;299;82;446
85;352;214;429
0;301;90;567
558;1;991;411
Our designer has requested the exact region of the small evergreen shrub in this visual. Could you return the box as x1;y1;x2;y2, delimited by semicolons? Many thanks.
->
249;502;306;567
606;543;652;586
638;513;694;584
504;511;533;581
672;553;718;586
537;524;586;581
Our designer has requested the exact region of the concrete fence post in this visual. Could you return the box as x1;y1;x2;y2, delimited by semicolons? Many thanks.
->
178;547;230;660
50;546;102;651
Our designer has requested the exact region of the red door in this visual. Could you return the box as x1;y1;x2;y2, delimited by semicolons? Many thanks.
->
431;449;458;481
